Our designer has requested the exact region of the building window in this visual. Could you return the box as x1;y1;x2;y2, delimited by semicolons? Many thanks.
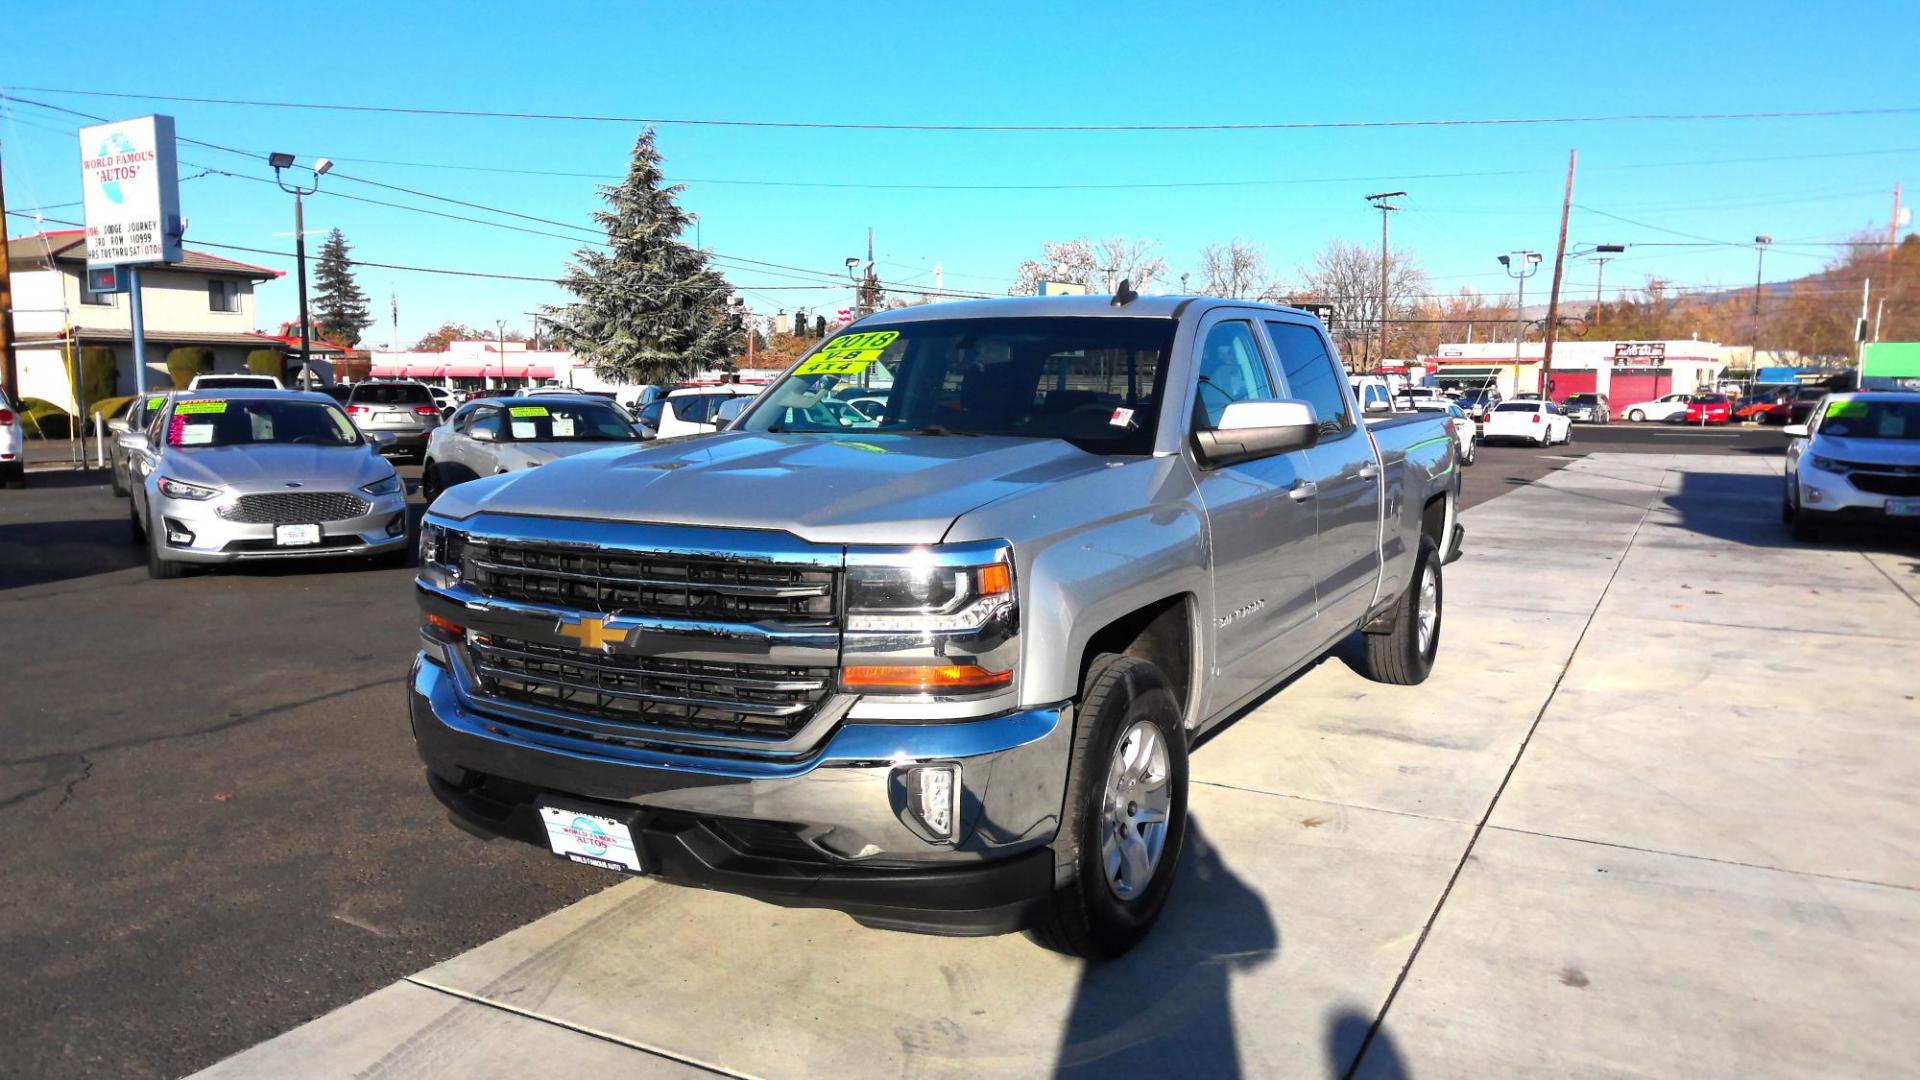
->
80;285;115;307
208;279;241;313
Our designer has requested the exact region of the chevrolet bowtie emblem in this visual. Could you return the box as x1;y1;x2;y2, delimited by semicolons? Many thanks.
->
556;615;629;651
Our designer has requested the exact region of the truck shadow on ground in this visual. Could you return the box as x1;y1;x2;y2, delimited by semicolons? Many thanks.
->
1053;821;1278;1078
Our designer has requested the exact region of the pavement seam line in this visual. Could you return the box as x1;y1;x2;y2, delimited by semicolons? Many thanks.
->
1342;456;1671;1080
402;975;758;1079
1191;778;1472;825
1481;824;1920;894
1859;549;1920;611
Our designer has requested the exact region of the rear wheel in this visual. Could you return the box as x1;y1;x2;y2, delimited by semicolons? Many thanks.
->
1362;536;1442;686
420;460;443;503
2;463;23;489
1032;654;1188;960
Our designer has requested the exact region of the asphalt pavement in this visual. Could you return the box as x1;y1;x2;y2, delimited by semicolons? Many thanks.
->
0;420;1796;1078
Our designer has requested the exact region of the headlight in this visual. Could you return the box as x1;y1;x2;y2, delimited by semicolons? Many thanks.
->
841;545;1017;696
362;473;404;496
1808;454;1845;472
419;522;467;574
156;476;220;501
846;559;1012;632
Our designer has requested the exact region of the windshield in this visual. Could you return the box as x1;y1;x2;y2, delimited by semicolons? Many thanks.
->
1818;399;1920;440
1493;402;1540;413
738;317;1175;453
165;399;361;448
1566;394;1598;405
501;401;637;441
1692;394;1730;404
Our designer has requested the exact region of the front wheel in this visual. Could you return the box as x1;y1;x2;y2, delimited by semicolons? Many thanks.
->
1627;409;1645;422
1031;654;1188;960
1361;536;1442;685
146;527;184;580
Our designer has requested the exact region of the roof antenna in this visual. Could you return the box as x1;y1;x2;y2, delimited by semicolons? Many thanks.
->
1111;278;1138;307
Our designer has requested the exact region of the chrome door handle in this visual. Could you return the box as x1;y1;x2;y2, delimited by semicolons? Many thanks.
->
1357;463;1379;481
1289;480;1318;501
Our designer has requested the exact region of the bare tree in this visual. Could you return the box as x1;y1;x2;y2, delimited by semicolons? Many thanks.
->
1012;236;1168;295
1297;239;1429;367
1197;239;1278;300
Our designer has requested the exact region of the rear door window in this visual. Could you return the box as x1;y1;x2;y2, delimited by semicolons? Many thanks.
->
1264;321;1352;436
670;395;714;424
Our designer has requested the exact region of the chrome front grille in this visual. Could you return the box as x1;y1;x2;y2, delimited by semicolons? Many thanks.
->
1848;471;1920;497
468;633;832;740
219;491;370;524
462;539;838;624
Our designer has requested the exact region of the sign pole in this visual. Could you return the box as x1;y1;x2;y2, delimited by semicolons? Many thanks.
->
129;265;148;395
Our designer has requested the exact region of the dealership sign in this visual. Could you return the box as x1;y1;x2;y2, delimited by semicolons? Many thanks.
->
1612;341;1666;366
78;115;183;269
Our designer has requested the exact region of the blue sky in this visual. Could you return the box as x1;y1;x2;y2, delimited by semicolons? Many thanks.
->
4;1;1915;347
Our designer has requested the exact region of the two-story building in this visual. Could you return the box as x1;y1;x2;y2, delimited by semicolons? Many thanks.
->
5;230;343;412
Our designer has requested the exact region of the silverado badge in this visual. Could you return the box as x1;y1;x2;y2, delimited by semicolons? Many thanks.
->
556;615;629;651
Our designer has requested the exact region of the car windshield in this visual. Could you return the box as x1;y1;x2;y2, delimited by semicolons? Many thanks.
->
1819;399;1920;440
165;399;361;448
1566;394;1597;405
737;317;1175;454
354;384;435;405
501;401;637;441
1692;394;1730;403
1493;402;1540;413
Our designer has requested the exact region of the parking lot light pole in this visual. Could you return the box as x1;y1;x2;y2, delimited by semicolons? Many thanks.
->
270;154;332;386
1498;252;1543;391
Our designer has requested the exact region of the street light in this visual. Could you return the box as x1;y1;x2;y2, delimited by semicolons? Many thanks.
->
270;154;333;386
1752;235;1774;366
1498;251;1544;388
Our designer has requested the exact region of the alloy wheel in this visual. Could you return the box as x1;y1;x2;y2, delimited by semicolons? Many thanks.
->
1099;720;1173;901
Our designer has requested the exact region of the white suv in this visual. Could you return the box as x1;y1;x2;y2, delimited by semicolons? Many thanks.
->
637;385;760;439
1;388;24;488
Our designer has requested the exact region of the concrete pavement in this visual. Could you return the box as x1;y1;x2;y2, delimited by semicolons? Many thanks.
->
193;453;1920;1079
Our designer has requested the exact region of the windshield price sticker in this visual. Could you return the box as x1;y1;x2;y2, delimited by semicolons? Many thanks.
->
176;424;214;446
551;417;575;437
796;330;899;376
175;400;229;415
509;406;549;418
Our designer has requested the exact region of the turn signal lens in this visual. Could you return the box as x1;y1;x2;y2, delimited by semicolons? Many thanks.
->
841;664;1012;692
423;613;464;640
977;563;1011;596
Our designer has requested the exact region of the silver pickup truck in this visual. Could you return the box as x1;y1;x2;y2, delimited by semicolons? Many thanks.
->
410;295;1463;957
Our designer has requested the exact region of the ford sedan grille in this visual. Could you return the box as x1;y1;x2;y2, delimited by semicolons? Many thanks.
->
218;491;370;524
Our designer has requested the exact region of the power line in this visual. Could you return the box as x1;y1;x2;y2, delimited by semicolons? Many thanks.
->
10;84;1919;132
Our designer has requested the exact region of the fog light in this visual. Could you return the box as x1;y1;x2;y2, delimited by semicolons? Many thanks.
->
1805;488;1823;504
385;514;406;537
904;765;959;841
163;518;194;546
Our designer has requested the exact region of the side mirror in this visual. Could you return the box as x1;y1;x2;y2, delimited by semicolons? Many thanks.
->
1782;424;1809;438
1193;399;1319;467
107;417;131;434
632;422;655;440
470;426;498;442
116;431;150;452
367;430;399;449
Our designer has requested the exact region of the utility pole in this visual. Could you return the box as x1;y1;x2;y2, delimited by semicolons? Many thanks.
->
0;146;18;401
496;319;507;389
1540;151;1577;402
1751;235;1773;367
1365;191;1405;367
1891;183;1903;275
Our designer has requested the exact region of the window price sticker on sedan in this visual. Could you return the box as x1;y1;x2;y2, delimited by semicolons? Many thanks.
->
538;804;642;873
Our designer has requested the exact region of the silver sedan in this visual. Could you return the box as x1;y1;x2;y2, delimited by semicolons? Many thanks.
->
120;390;411;579
420;395;644;503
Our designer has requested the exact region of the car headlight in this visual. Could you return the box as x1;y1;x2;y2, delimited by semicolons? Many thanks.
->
1808;454;1845;473
362;473;404;497
419;521;467;577
156;476;221;501
841;545;1017;696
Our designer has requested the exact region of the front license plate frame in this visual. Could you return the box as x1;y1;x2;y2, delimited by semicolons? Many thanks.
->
274;523;321;546
538;802;643;874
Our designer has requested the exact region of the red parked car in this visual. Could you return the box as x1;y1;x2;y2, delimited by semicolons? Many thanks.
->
1684;393;1734;424
1734;394;1792;424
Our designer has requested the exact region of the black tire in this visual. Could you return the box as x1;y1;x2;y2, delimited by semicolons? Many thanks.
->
420;460;442;504
128;499;146;544
1031;654;1189;960
1628;409;1645;422
1361;536;1443;686
1781;498;1795;524
146;529;184;579
109;460;127;497
2;463;23;489
1791;508;1827;543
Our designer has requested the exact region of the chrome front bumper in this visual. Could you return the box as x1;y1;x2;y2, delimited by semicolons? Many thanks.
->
150;492;410;563
409;653;1072;867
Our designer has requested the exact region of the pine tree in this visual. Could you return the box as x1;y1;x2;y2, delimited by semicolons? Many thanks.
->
312;228;374;346
545;130;737;385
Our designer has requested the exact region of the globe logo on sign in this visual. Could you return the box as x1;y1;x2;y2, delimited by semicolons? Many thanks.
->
570;815;610;856
96;131;137;204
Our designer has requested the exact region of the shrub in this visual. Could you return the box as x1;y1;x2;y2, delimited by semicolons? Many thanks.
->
90;395;138;424
166;347;215;389
79;345;118;416
246;349;286;381
20;397;74;438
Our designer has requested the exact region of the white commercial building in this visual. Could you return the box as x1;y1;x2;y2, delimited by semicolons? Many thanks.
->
1422;340;1728;404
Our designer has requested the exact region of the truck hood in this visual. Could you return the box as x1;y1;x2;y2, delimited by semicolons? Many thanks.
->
429;431;1117;544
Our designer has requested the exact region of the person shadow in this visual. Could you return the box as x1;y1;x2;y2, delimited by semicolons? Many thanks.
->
1327;1007;1411;1079
1052;819;1278;1078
